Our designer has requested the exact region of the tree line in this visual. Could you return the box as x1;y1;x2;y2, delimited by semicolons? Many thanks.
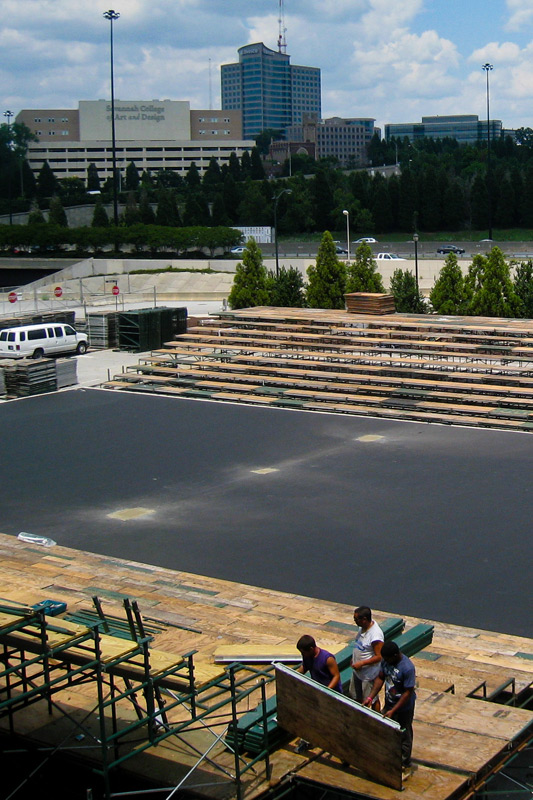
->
0;223;242;256
6;120;533;234
229;233;533;320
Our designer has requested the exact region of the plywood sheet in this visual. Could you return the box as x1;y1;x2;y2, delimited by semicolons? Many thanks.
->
214;644;301;663
275;663;402;791
412;720;508;774
415;689;533;740
297;758;468;800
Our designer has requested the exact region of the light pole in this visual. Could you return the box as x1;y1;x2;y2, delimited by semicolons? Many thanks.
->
104;9;120;226
413;232;419;293
274;188;291;276
342;209;350;262
3;110;13;225
482;62;493;240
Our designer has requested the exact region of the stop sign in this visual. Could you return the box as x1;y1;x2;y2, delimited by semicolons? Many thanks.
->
8;291;17;304
54;286;63;298
112;285;119;296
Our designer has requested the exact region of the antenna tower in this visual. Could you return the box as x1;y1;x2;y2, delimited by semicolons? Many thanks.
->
277;0;287;53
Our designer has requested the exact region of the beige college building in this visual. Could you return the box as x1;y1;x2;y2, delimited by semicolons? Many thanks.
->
16;100;251;180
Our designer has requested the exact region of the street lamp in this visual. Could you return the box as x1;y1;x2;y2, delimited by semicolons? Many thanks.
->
3;110;13;225
342;209;350;262
413;232;419;293
274;188;292;276
104;9;120;226
482;63;493;240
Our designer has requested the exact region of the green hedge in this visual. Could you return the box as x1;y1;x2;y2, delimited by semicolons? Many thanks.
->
0;223;243;254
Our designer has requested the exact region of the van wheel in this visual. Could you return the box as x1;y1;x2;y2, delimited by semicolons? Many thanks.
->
32;348;44;359
76;341;88;355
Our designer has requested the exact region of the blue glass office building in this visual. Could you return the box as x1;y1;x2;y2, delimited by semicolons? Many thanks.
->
385;115;502;145
221;43;321;140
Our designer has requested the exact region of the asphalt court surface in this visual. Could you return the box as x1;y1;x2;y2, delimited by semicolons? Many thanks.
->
2;388;532;637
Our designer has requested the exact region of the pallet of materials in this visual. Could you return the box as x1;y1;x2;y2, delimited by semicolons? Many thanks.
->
344;293;396;314
55;358;78;389
118;307;188;352
0;310;76;329
3;358;57;397
87;312;120;349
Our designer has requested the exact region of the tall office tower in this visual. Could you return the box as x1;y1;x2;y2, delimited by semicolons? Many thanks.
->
221;42;321;140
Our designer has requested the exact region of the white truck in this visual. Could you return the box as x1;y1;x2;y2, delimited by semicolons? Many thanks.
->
375;253;406;261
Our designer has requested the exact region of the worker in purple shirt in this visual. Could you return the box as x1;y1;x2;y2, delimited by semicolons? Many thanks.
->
296;634;343;692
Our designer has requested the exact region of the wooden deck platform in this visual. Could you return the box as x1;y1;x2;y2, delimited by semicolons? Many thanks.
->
0;532;531;800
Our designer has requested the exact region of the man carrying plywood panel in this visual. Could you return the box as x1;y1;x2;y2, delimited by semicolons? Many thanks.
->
294;634;344;753
276;663;403;790
364;640;416;777
296;634;343;692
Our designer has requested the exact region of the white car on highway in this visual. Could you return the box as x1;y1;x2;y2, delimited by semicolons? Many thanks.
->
375;253;406;261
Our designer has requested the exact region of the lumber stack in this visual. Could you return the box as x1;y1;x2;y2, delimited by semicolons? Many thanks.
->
87;312;120;349
344;293;395;314
55;358;78;389
3;358;57;397
0;310;76;329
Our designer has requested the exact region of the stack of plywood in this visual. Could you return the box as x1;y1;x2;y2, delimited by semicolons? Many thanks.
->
87;312;120;349
55;358;78;389
345;292;395;314
4;358;57;397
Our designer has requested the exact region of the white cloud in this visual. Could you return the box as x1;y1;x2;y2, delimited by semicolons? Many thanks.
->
505;0;533;32
469;41;522;64
4;1;533;131
358;0;424;40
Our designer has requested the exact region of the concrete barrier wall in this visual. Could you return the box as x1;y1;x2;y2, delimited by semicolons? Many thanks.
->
5;254;515;298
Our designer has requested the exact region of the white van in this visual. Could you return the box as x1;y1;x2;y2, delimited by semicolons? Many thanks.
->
0;323;88;359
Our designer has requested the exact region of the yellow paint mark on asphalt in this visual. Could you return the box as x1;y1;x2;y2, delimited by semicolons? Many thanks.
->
356;435;384;442
107;507;155;521
250;468;279;475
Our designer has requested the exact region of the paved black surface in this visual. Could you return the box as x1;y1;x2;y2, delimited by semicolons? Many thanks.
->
2;388;532;637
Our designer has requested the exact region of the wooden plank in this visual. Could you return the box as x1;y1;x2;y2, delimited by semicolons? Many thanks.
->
275;663;403;790
415;688;533;739
412;720;509;775
297;758;468;800
214;644;301;663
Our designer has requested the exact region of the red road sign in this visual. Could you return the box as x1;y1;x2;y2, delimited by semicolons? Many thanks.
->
8;291;17;304
112;285;119;296
54;286;63;298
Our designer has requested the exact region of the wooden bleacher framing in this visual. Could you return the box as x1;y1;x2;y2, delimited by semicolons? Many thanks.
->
102;307;533;432
0;534;532;800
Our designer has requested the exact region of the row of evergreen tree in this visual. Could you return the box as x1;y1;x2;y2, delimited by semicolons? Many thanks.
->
229;233;533;320
6;119;533;233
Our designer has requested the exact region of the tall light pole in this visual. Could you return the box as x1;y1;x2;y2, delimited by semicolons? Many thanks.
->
413;232;419;293
104;9;120;226
342;209;350;262
3;110;13;225
482;63;493;240
274;188;291;276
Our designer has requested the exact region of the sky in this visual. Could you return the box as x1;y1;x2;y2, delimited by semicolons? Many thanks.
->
2;0;533;134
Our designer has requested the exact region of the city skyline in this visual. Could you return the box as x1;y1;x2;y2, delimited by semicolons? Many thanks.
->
2;0;533;135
